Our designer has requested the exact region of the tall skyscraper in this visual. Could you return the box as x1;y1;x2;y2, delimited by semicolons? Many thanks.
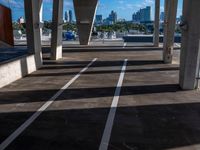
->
65;11;69;22
145;6;151;21
132;11;141;22
140;6;151;22
132;6;151;22
109;10;117;24
69;10;73;23
160;12;165;22
95;15;103;24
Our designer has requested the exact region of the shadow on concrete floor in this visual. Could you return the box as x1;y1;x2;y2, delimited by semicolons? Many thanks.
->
30;67;179;77
1;103;200;150
0;59;180;105
0;84;181;105
41;60;166;70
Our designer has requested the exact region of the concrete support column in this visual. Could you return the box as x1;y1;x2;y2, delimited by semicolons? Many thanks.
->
179;0;200;90
163;0;178;63
153;0;160;47
24;0;43;68
73;0;98;45
39;0;43;38
51;0;63;60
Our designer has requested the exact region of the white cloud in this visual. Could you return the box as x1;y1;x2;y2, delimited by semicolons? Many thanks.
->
0;0;24;9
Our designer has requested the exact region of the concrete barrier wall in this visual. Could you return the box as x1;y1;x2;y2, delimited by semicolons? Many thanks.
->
123;35;181;43
0;55;38;88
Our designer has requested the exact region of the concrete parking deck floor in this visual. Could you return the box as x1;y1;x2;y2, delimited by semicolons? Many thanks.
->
0;47;200;150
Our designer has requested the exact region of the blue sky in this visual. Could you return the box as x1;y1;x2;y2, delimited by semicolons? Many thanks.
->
0;0;183;21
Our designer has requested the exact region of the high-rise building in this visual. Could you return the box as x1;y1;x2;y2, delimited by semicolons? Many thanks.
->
95;15;103;24
108;10;117;24
69;10;73;23
132;6;151;22
64;10;73;23
160;12;165;22
140;6;151;22
145;6;151;21
65;11;69;22
132;11;141;22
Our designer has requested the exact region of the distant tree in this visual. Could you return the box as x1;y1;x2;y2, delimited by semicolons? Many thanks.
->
43;21;52;29
175;24;181;33
95;22;147;33
12;22;26;34
63;23;77;32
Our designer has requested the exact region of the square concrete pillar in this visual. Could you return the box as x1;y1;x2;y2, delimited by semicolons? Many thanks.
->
73;0;98;45
24;0;43;68
179;0;200;90
39;0;43;38
153;0;160;47
51;0;63;60
163;0;178;64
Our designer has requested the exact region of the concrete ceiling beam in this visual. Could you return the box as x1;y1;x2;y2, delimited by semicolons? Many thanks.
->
73;0;98;45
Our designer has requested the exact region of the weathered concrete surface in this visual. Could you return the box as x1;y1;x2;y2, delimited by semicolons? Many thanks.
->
0;41;181;89
0;54;39;88
163;0;178;64
179;0;200;90
24;0;43;68
73;0;98;45
50;0;63;60
0;47;200;150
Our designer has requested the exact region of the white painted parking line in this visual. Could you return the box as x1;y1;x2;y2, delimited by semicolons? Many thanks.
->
176;43;181;48
99;59;128;150
123;43;127;48
0;58;97;150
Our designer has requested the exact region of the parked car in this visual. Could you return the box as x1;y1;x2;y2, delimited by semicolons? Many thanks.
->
63;31;76;41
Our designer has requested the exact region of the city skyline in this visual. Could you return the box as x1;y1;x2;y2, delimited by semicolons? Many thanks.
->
132;6;151;22
0;0;183;21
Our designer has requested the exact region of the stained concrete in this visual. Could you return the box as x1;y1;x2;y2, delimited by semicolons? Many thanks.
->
0;47;200;150
163;0;178;64
73;0;98;45
24;0;43;69
179;0;200;90
51;0;64;60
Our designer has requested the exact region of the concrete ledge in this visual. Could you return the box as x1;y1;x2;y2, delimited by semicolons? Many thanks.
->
123;35;181;43
0;54;40;88
0;41;12;48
